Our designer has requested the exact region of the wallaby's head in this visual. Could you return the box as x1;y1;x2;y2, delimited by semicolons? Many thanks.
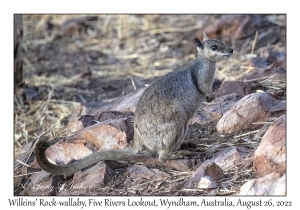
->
194;32;233;62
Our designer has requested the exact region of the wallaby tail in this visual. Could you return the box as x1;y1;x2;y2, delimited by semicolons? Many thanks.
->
34;138;138;175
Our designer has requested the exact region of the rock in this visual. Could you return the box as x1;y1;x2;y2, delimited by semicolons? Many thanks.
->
164;159;196;171
274;174;286;195
217;92;286;134
213;146;249;170
189;93;242;127
91;88;144;114
126;165;169;180
242;59;286;81
266;89;285;100
254;115;286;177
184;160;224;189
66;88;144;133
215;81;252;97
252;123;271;141
246;57;269;69
104;160;125;170
128;153;196;171
169;181;185;191
125;165;169;188
68;117;133;151
74;161;115;184
59;161;115;195
205;144;229;158
143;158;195;172
238;172;285;195
204;93;243;117
198;176;218;189
34;117;134;172
43;141;92;166
24;171;56;196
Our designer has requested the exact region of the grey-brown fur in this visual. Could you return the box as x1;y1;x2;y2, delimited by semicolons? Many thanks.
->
35;32;233;175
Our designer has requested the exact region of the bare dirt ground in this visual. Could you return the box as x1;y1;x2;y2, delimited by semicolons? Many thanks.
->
14;14;286;196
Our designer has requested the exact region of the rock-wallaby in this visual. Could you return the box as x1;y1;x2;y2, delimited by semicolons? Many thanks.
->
35;32;233;175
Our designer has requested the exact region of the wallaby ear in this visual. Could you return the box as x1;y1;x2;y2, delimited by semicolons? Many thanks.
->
194;38;203;49
203;31;209;41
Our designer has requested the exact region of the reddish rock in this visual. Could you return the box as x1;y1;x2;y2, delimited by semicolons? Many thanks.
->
64;103;90;133
205;144;229;158
44;142;92;166
126;165;169;180
190;93;242;126
59;161;115;195
104;160;125;170
184;160;224;189
70;118;132;150
214;81;252;98
74;161;115;184
34;117;133;172
24;171;56;196
252;123;271;141
238;172;285;195
164;159;196;171
217;92;286;134
254;115;286;177
125;165;169;187
143;158;195;172
213;146;249;170
66;88;144;133
242;59;286;81
54;161;116;195
169;181;185;191
91;88;144;114
266;89;285;100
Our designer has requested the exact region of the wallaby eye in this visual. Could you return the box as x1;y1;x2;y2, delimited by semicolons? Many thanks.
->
211;45;217;51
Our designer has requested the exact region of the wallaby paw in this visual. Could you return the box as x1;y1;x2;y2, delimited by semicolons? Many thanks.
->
206;94;215;102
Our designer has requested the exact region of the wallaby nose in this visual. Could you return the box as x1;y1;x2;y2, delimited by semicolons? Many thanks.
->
229;48;233;54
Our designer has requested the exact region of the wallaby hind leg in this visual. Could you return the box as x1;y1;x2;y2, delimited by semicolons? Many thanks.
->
173;124;188;151
158;129;186;162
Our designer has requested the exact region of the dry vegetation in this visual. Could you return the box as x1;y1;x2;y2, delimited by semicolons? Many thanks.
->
14;14;286;196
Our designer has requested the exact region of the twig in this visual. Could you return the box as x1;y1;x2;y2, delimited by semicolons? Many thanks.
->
182;189;205;192
16;160;30;167
234;130;259;138
251;31;258;55
252;122;272;125
14;172;40;177
243;74;276;82
128;76;137;90
260;74;277;83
